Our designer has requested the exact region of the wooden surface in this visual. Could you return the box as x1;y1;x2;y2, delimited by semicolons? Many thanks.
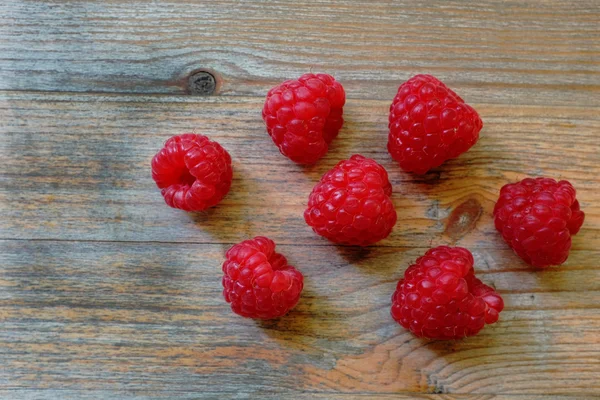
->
1;0;599;398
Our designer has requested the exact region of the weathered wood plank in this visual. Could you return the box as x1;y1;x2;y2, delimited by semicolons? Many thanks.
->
0;1;598;105
1;92;598;249
1;240;599;394
0;392;590;400
1;0;599;397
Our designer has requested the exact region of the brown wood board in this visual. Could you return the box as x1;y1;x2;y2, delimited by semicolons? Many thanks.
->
1;0;599;398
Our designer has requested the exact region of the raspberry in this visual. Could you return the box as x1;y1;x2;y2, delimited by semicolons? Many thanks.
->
388;74;483;174
151;133;232;212
391;246;504;340
304;154;397;246
262;73;345;164
222;237;304;319
493;177;585;268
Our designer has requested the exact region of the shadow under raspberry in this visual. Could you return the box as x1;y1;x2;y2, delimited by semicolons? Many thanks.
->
257;285;365;358
334;244;409;278
189;170;256;245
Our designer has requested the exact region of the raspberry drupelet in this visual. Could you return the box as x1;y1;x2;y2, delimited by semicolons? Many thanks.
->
391;246;504;340
262;73;345;164
151;133;232;212
222;237;304;319
304;154;397;246
388;74;483;174
493;177;585;268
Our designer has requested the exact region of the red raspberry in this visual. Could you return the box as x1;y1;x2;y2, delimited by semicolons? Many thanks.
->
151;134;232;212
388;74;483;174
304;154;397;246
262;73;345;164
222;237;304;319
493;177;585;268
391;246;504;340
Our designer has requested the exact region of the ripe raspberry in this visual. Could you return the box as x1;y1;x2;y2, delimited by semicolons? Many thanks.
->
262;73;345;164
388;74;483;174
151;133;232;211
493;177;585;268
304;154;397;246
222;237;304;319
391;246;504;340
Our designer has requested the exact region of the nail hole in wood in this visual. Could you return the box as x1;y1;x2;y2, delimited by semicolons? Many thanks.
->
188;71;217;95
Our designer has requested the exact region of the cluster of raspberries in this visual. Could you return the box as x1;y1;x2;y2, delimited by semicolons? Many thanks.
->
151;74;585;340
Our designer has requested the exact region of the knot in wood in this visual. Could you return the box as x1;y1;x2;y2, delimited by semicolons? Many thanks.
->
444;198;483;240
188;71;217;95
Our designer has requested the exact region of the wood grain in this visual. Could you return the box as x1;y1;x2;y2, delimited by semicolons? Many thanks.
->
1;92;598;248
0;393;591;400
1;1;599;105
1;240;599;396
1;0;599;398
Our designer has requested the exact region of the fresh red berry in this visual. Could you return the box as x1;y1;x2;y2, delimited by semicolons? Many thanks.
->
388;74;483;174
391;246;504;340
222;237;304;319
262;73;345;164
151;133;232;212
493;177;585;268
304;154;397;246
